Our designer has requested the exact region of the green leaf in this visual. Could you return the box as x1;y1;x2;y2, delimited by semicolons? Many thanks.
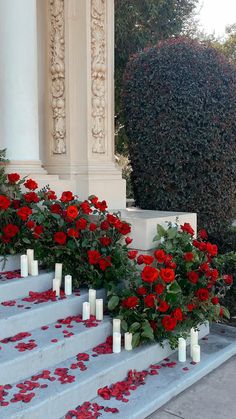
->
141;324;154;340
167;282;182;294
22;237;31;244
167;227;177;239
132;332;140;348
108;295;119;311
222;306;230;320
156;224;166;237
121;320;128;332
129;322;141;332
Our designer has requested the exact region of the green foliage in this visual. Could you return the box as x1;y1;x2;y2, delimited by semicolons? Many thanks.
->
0;149;8;193
123;38;236;236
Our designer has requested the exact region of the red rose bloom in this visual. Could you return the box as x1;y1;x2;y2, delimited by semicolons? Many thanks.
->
80;201;92;214
122;296;139;309
128;250;138;260
199;229;208;240
198;242;207;251
187;271;199;284
162;316;177;331
118;222;131;235
223;275;233;286
184;252;194;262
187;303;196;312
206;269;219;281
88;250;100;265
199;262;210;272
67;205;79;219
0;195;11;210
172;308;183;321
3;224;19;238
181;223;194;236
96;200;107;212
89;223;97;231
158;300;169;313
211;297;219;305
125;237;133;245
67;228;79;238
99;257;111;271
33;225;43;238
137;255;144;265
99;237;112;247
141;255;154;265
154;249;166;263
149;320;157;331
76;218;87;230
137;286;147;296
17;206;32;221
160;268;175;283
60;191;74;202
24;179;38;190
196;288;209;301
27;220;35;229
8;173;20;183
45;190;57;200
54;231;67;245
141;266;159;283
144;294;156;308
24;192;39;203
12;199;20;209
50;203;62;214
101;221;109;231
206;243;218;257
155;283;165;295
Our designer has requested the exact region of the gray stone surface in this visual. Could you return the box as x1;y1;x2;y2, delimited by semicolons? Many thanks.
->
0;254;20;272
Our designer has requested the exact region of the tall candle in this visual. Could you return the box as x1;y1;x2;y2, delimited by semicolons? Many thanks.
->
178;338;186;362
124;332;132;351
31;260;38;276
55;263;62;285
82;302;90;320
113;318;121;334
64;275;72;296
89;289;96;315
27;249;34;275
113;332;121;353
20;255;28;277
96;299;103;320
192;344;201;363
190;328;198;357
53;278;60;297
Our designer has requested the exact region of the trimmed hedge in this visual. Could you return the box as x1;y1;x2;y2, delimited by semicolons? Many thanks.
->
123;38;236;235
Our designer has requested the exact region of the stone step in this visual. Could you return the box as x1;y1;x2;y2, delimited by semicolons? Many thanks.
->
0;316;112;384
0;289;105;340
0;271;54;303
0;255;20;273
0;324;209;418
86;324;236;419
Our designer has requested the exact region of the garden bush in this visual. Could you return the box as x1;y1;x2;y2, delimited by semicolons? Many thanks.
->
123;37;236;236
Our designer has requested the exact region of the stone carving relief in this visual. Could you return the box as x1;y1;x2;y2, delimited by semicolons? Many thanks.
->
49;0;66;154
91;0;107;154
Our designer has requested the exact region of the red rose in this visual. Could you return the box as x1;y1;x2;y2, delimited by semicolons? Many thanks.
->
196;288;209;301
90;196;99;206
158;300;169;313
76;218;87;230
60;191;74;202
50;204;62;214
89;223;97;231
184;252;194;262
125;237;133;245
199;262;210;272
137;286;147;296
128;250;138;260
118;222;131;235
149;320;157;331
206;269;219;281
122;296;139;309
155;283;165;295
219;307;224;317
101;221;110;231
17;206;32;221
206;242;218;257
140;255;154;265
12;199;20;209
0;195;11;210
223;275;233;286
144;294;156;308
66;205;79;219
24;192;39;203
3;224;19;238
162;316;177;331
172;308;183;321
80;201;92;214
99;237;112;247
137;255;144;265
160;268;175;283
187;271;199;284
181;223;194;236
67;228;79;238
211;297;219;305
45;190;57;200
141;266;159;283
187;303;196;312
34;225;43;238
88;250;100;265
199;229;208;240
98;257;112;271
154;249;166;263
27;220;35;229
54;231;67;245
24;179;38;190
96;200;107;212
8;173;20;183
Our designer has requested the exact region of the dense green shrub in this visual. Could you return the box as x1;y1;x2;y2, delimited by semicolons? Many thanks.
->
123;38;236;236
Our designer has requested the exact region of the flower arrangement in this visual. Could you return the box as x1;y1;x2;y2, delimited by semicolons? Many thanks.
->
108;223;232;348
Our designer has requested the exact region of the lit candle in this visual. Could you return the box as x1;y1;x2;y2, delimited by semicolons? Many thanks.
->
89;289;96;315
192;344;201;363
20;255;28;277
113;332;121;353
178;338;186;362
55;263;62;285
53;278;60;297
124;332;132;351
27;249;34;275
190;328;198;357
96;299;103;320
82;302;90;320
31;260;38;276
64;275;72;296
113;318;121;334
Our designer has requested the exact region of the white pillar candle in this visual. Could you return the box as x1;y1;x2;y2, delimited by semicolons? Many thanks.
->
64;275;72;296
20;255;28;277
27;249;34;275
96;299;103;320
31;260;38;276
89;289;96;315
124;332;132;351
55;263;62;285
178;338;186;362
190;328;198;357
192;344;201;363
113;332;121;353
113;318;121;334
82;302;90;320
53;278;60;297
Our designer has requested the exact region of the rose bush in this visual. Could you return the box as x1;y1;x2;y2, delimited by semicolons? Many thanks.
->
108;222;231;348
